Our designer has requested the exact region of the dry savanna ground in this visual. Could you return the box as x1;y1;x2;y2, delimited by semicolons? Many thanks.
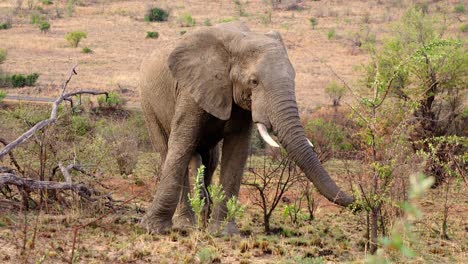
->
0;0;467;263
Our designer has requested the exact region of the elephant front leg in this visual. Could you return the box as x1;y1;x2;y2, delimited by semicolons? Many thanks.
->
210;123;252;235
141;110;203;234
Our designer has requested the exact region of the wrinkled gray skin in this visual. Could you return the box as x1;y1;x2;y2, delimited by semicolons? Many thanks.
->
139;22;355;234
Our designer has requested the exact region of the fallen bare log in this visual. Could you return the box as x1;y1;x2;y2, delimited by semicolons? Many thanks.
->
0;173;94;200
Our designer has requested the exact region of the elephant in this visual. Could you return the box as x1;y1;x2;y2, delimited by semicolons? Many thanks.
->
139;22;355;234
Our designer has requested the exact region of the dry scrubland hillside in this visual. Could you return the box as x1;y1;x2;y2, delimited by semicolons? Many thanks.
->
2;0;463;110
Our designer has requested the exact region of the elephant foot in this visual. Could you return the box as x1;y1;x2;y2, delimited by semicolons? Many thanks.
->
140;215;172;235
173;211;196;232
208;220;240;236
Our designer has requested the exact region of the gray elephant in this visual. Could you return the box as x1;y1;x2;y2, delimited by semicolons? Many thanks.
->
139;22;355;234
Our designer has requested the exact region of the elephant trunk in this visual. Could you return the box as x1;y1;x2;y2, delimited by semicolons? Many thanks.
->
268;92;355;207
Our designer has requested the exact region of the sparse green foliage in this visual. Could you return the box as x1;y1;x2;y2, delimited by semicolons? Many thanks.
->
41;0;53;5
8;73;40;87
179;13;196;27
367;174;434;263
66;0;75;16
65;31;87;48
219;17;238;23
234;0;248;17
327;28;336;40
71;115;93;136
31;13;46;25
454;3;465;13
203;18;212;26
189;165;206;229
325;81;346;106
179;30;187;35
0;90;6;103
460;24;468;32
260;10;272;25
207;184;225;218
97;92;124;109
0;21;11;30
197;246;219;264
39;21;50;33
82;47;92;53
0;48;6;64
226;196;246;224
145;7;169;22
146;31;159;39
309;17;318;29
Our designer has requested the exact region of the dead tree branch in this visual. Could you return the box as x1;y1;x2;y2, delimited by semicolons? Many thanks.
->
0;173;94;200
0;64;109;159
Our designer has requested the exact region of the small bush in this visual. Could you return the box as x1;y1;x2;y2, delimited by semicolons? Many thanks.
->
0;16;12;30
460;24;468;33
179;13;196;27
145;7;169;22
180;30;187;35
71;115;93;136
454;3;465;13
203;18;212;26
0;90;6;103
197;247;219;264
219;17;238;23
0;22;11;30
65;31;87;48
31;13;46;24
0;48;6;64
327;28;336;40
41;0;53;5
82;47;92;53
325;81;346;106
309;17;318;29
67;0;75;16
146;31;159;39
97;92;124;109
10;73;40;87
39;21;50;33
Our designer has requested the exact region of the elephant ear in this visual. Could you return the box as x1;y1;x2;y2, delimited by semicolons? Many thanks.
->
168;28;232;120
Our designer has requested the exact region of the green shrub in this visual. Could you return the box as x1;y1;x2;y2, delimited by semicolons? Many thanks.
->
82;47;92;53
179;13;196;27
203;18;212;26
41;0;53;5
31;13;46;24
0;48;6;64
0;16;12;30
65;31;87;48
0;90;6;103
146;31;159;39
327;28;336;40
220;17;238;23
39;21;50;33
0;22;11;30
309;17;318;29
197;247;219;264
67;0;75;16
460;24;468;33
97;92;124;109
145;7;169;22
325;81;346;106
71;115;93;136
10;73;40;87
180;30;187;35
454;3;465;13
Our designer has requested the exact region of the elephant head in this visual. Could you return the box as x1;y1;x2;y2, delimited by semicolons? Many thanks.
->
168;23;355;207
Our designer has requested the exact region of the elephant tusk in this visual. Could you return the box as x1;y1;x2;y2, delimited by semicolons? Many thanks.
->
256;123;280;148
307;139;314;148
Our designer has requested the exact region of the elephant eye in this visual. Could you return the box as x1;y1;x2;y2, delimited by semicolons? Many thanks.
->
249;79;259;87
